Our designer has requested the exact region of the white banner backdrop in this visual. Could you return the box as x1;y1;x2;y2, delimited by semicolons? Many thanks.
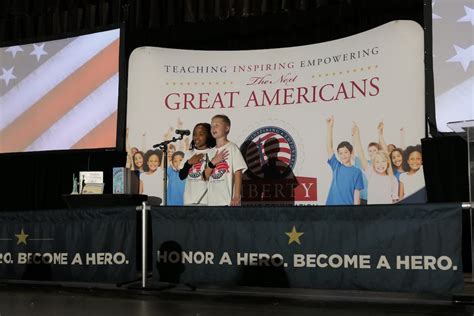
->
126;20;426;205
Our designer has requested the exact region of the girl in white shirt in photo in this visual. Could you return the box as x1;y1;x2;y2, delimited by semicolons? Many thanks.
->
139;149;164;201
399;145;424;200
353;123;399;204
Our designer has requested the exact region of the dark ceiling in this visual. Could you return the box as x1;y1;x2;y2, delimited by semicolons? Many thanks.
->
1;0;425;51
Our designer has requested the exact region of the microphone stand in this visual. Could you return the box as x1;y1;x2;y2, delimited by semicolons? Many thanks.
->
152;134;184;206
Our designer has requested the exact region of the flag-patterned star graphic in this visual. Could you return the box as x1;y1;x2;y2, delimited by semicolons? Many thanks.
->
458;5;474;25
0;67;16;86
30;43;48;61
5;46;24;58
285;226;304;245
447;45;474;71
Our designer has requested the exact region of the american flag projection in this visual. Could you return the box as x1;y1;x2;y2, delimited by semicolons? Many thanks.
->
432;0;474;131
0;28;120;153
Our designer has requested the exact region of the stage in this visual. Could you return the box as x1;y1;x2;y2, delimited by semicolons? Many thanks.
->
0;203;465;295
0;278;473;316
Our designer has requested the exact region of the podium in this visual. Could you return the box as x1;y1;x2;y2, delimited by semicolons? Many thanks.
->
447;120;474;203
62;194;148;209
448;119;474;278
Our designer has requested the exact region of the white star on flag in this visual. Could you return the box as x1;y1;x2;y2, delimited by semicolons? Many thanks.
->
0;67;17;86
30;43;48;61
457;6;474;25
446;45;474;71
5;46;24;58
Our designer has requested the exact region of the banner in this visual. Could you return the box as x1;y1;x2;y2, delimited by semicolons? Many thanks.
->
0;207;136;283
126;20;426;205
151;204;463;293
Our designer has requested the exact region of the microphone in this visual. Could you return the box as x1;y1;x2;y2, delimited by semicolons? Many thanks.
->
175;129;190;136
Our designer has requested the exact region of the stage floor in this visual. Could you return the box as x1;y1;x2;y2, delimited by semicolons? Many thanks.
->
1;279;474;316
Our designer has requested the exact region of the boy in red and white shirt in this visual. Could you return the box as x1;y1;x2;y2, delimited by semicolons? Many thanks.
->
204;115;247;206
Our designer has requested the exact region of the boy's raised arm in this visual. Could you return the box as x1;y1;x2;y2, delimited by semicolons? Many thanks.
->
326;116;334;159
377;121;388;153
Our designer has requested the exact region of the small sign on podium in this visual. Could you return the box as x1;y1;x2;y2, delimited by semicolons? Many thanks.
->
79;171;104;194
82;183;105;194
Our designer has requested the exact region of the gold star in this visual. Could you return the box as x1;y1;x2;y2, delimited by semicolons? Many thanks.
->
285;226;304;245
15;229;29;245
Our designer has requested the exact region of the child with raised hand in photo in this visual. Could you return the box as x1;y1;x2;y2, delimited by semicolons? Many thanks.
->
354;121;386;204
353;122;398;204
205;114;247;206
132;151;145;173
399;145;424;200
139;149;164;201
179;123;216;205
389;148;405;180
167;151;185;205
325;116;364;205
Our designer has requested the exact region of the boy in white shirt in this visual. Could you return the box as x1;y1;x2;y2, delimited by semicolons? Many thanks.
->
204;115;247;206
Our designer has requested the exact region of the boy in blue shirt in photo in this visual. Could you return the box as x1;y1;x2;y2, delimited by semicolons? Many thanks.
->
325;116;364;205
167;151;185;205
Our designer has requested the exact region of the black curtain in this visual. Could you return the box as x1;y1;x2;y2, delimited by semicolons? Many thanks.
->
0;151;126;211
422;136;469;202
422;136;471;272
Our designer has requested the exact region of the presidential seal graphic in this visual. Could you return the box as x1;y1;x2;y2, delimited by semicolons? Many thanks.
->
240;126;297;179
